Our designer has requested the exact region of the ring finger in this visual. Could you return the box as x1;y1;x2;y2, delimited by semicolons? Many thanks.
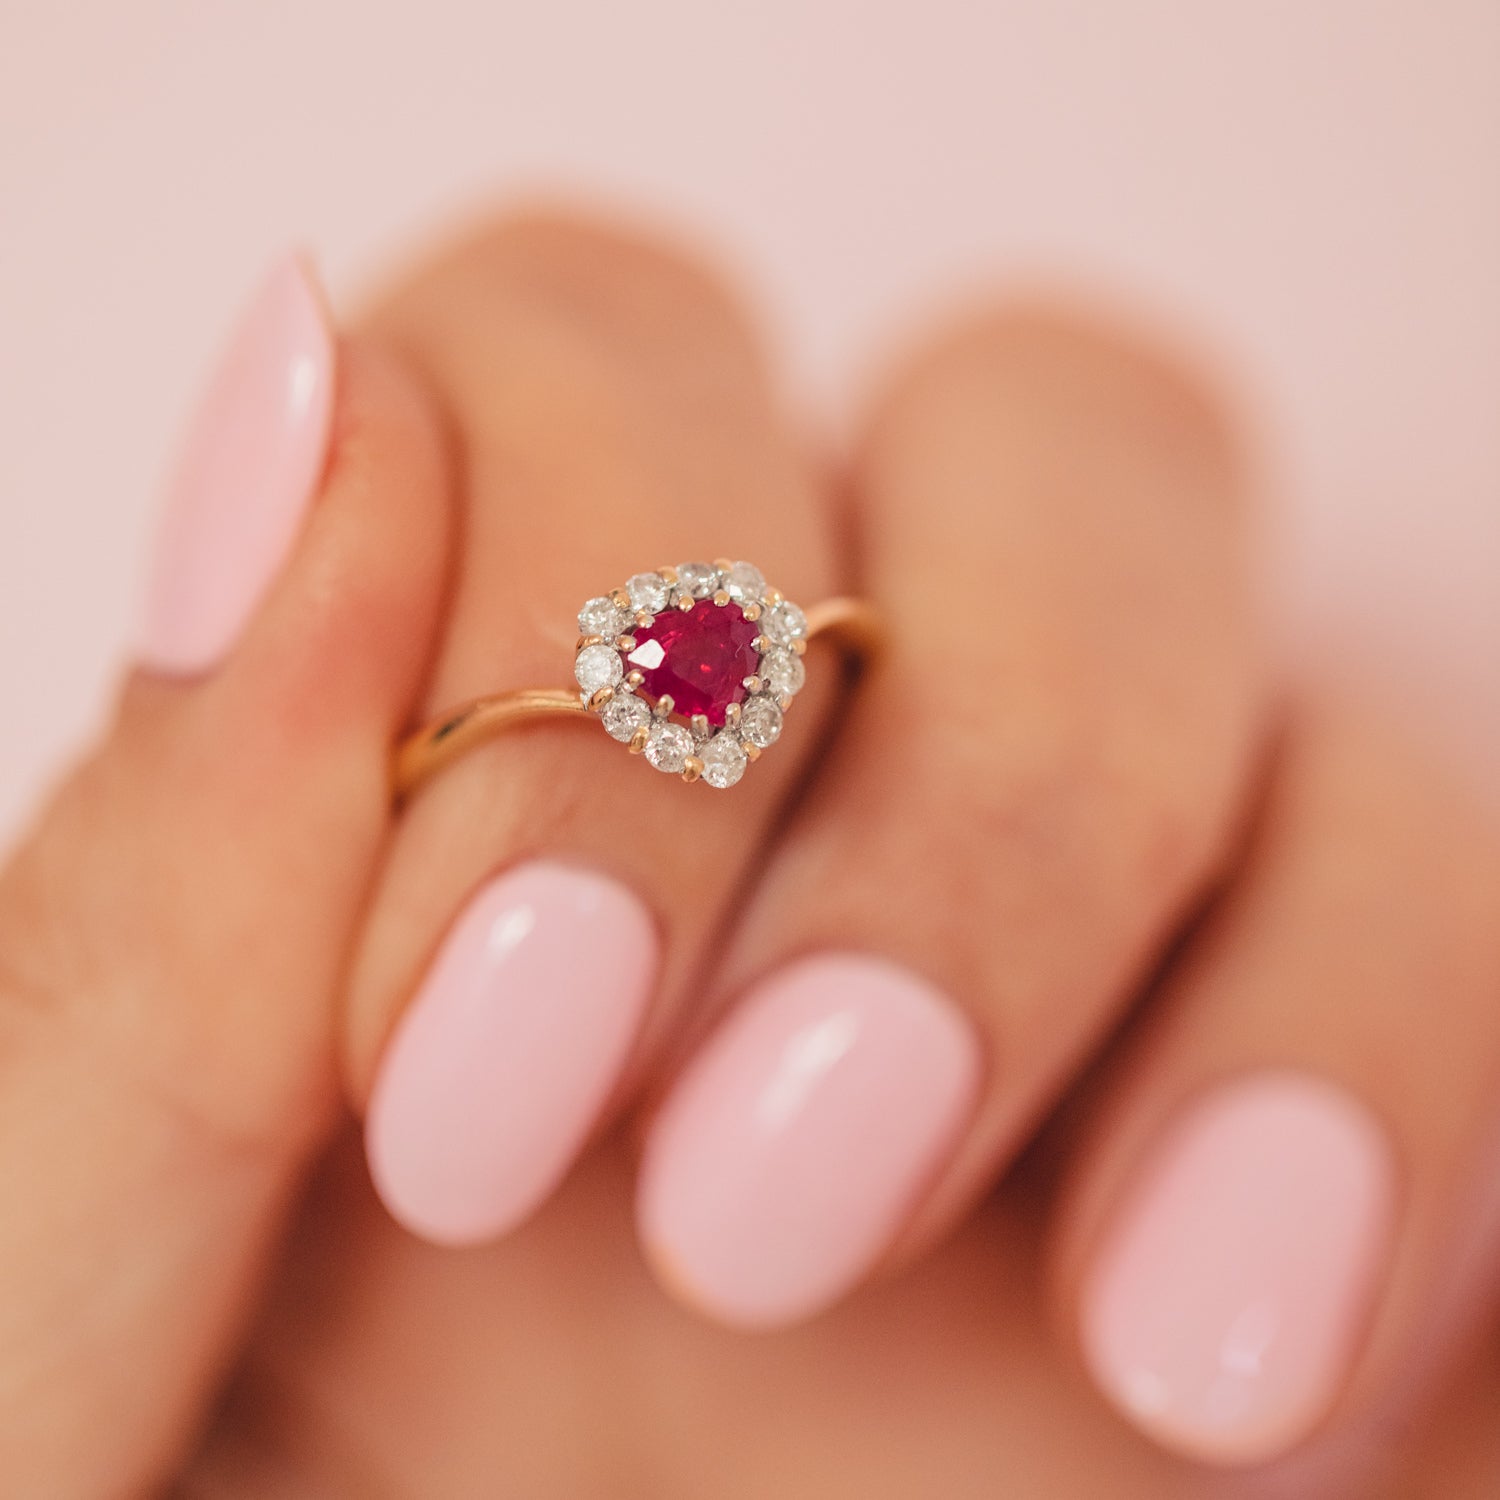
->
344;212;842;1245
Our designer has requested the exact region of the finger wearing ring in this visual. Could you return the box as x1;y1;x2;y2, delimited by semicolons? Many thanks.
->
394;558;879;800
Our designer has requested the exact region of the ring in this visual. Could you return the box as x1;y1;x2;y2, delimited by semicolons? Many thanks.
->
394;559;880;800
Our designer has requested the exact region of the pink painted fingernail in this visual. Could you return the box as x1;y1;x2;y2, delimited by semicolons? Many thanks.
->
1081;1072;1396;1465
139;254;335;674
637;953;980;1328
367;861;658;1247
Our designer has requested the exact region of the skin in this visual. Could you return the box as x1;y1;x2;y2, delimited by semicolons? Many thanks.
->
0;212;1495;1497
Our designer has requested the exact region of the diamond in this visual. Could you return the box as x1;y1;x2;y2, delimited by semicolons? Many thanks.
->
601;692;650;742
627;572;671;614
578;595;626;639
675;561;720;599
739;696;783;748
644;720;693;773
761;648;805;697
574;643;623;694
700;732;748;789
625;598;760;725
724;561;765;602
762;600;807;646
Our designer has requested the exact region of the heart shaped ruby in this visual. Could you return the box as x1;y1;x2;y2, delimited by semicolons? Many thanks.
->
624;599;760;725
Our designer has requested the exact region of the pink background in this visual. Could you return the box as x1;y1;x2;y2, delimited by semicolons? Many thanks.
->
2;2;1496;837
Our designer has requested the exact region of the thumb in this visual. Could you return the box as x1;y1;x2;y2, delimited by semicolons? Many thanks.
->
0;258;451;1495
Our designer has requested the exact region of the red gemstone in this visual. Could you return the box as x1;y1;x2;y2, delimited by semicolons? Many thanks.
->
624;599;760;725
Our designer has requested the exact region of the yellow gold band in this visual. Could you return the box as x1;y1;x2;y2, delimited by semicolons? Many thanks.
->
393;595;880;802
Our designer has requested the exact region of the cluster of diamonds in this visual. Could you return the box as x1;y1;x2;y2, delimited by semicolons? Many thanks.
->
571;559;808;788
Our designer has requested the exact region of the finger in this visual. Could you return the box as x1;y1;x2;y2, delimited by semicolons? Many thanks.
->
0;261;452;1491
342;212;841;1246
1055;701;1500;1468
635;305;1266;1326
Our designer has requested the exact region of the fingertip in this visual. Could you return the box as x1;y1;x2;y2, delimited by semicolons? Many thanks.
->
246;332;455;734
363;860;660;1247
120;327;456;776
1075;1072;1397;1466
137;252;337;677
634;953;981;1330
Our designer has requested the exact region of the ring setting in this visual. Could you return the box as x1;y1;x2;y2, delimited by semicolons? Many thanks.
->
573;559;807;789
393;557;876;801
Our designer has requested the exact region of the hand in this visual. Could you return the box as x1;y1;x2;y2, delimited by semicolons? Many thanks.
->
2;214;1495;1498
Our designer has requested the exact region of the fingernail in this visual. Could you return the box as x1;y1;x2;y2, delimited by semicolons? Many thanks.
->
1081;1072;1396;1465
637;953;980;1328
367;861;658;1246
139;254;336;674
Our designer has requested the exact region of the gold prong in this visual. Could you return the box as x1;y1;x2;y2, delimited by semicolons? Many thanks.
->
743;742;762;762
741;602;761;622
628;726;650;754
752;635;770;653
635;610;654;628
690;713;711;739
655;694;676;718
724;702;742;728
610;588;630;609
626;670;645;688
712;589;730;607
743;675;763;694
659;565;679;582
616;635;636;652
791;639;807;657
676;593;695;612
576;633;603;651
587;686;615;711
713;556;734;571
763;587;783;606
681;755;704;784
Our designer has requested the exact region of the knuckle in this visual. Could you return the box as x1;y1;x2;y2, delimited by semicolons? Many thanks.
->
487;208;750;337
871;299;1239;477
370;206;762;396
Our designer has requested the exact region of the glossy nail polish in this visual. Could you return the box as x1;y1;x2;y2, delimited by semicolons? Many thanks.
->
367;861;658;1246
139;254;335;674
637;953;980;1327
1081;1072;1396;1464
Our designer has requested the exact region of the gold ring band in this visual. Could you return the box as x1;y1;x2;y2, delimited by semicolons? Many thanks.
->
395;590;880;802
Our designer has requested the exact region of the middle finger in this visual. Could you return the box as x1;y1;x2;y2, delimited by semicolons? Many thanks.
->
637;306;1269;1325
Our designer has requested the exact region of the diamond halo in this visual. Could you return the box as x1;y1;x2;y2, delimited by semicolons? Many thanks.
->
572;559;809;787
